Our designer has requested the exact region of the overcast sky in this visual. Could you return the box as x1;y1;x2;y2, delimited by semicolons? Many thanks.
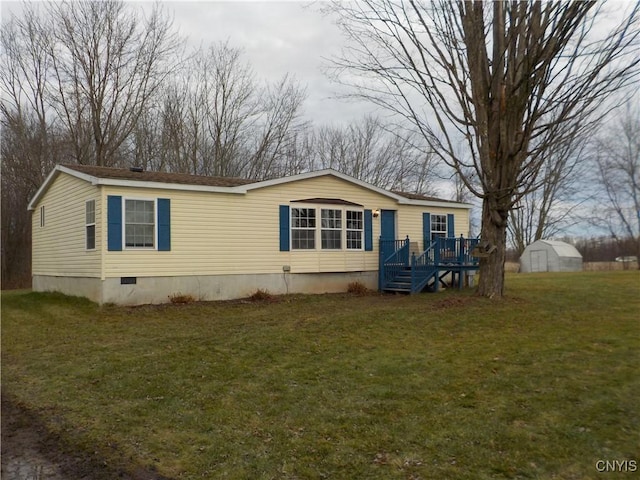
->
162;1;376;126
0;1;376;125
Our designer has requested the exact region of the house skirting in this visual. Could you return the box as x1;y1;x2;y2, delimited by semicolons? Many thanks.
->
32;271;379;306
32;275;104;303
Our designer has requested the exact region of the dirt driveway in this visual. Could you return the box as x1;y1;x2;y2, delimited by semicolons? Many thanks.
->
1;394;169;480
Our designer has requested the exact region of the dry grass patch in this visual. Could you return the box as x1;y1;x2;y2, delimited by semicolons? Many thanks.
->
347;280;371;295
584;261;639;271
168;293;196;304
248;288;276;302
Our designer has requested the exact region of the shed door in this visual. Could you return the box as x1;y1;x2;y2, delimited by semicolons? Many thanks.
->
530;250;548;272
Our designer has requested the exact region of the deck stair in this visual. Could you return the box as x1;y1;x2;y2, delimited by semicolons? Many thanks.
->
379;236;480;294
382;267;422;293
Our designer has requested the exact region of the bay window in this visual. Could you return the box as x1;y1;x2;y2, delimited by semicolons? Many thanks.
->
290;206;364;251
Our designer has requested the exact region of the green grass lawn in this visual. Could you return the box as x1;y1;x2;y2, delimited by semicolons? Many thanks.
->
2;271;639;479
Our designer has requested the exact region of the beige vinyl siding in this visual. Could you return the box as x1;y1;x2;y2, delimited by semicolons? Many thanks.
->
103;176;470;278
32;174;102;277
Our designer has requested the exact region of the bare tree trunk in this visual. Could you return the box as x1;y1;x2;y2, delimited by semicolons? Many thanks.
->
478;200;507;297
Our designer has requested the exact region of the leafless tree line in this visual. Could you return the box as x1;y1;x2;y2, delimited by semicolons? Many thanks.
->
508;128;594;256
0;1;437;287
508;102;640;266
591;102;640;264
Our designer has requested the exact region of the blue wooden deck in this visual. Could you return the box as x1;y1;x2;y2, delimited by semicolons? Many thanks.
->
379;236;480;294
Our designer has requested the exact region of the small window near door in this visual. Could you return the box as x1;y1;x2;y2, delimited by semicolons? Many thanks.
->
431;214;447;239
346;210;363;249
86;200;96;250
40;206;45;227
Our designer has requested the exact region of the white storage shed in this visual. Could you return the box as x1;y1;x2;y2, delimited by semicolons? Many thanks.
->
519;240;583;273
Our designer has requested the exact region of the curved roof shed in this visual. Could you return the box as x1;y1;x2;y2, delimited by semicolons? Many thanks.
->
519;240;583;273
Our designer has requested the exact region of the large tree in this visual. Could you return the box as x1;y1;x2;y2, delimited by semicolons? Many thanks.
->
328;0;640;297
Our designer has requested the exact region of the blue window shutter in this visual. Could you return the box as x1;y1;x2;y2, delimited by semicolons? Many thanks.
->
279;205;290;251
447;213;455;238
158;198;171;251
364;209;373;251
107;196;122;251
423;212;431;244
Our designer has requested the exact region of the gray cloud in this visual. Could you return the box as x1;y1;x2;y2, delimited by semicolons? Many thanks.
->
164;1;376;125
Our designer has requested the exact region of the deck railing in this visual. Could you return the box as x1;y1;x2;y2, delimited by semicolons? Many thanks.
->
435;236;481;265
380;238;410;261
379;237;410;290
410;241;438;293
380;235;480;292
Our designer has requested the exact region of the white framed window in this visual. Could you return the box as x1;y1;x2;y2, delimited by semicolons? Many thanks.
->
86;200;96;250
40;206;45;227
124;198;155;248
346;210;363;250
321;208;342;249
291;207;316;250
431;214;447;239
290;205;365;251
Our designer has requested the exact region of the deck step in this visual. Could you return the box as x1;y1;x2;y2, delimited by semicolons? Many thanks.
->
382;269;438;293
383;287;412;293
384;282;411;292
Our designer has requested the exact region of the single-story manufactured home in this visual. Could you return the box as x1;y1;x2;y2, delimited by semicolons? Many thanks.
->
28;164;474;305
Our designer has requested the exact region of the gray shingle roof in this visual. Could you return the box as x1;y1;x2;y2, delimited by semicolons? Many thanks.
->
62;164;254;188
61;164;457;204
391;190;461;204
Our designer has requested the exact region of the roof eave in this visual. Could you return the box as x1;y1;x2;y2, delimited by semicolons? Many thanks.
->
396;198;474;209
28;165;474;210
27;166;249;211
241;169;406;201
92;178;247;194
28;165;105;210
244;169;473;209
